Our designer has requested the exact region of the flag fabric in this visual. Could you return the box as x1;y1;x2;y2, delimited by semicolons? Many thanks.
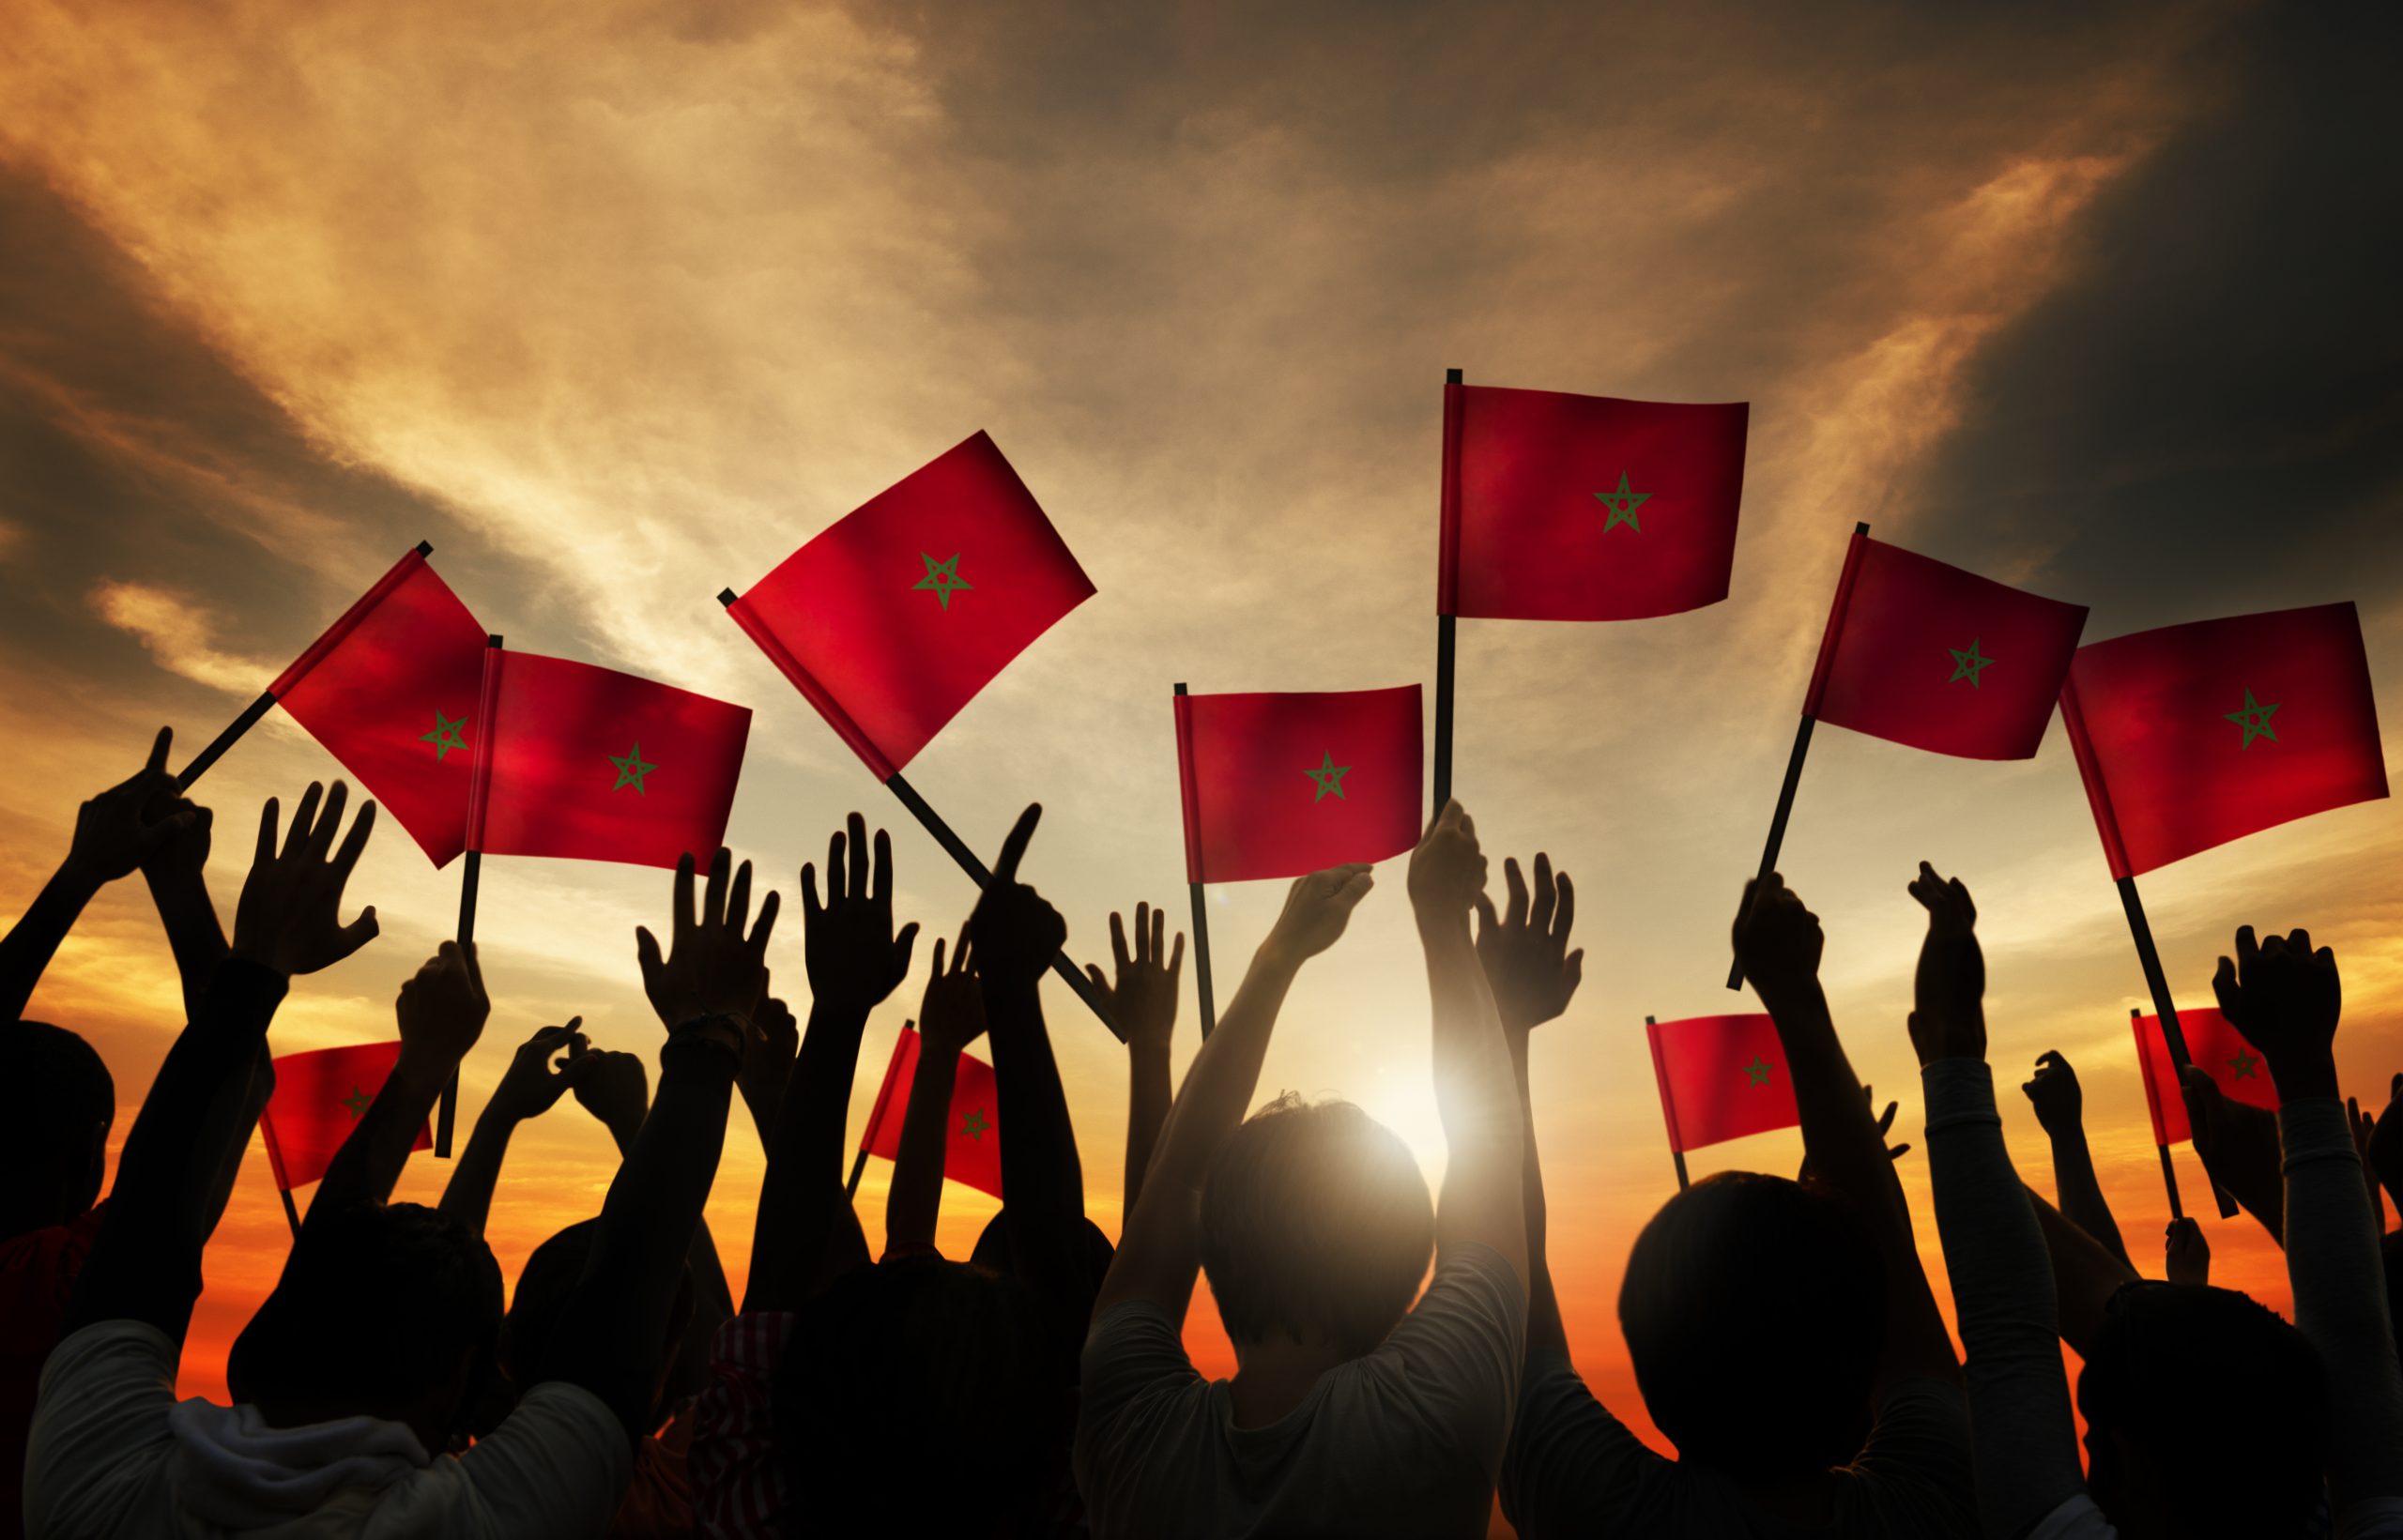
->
2131;1007;2281;1146
269;548;488;866
468;649;751;870
725;432;1095;780
1438;382;1748;622
1805;532;2089;761
859;1027;1003;1199
259;1042;427;1192
2059;602;2387;878
1644;1014;1799;1154
1174;685;1424;883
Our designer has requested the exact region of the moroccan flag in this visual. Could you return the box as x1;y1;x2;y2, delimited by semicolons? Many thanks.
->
859;1026;1003;1199
1645;1014;1799;1154
1438;381;1748;621
1806;531;2089;760
2131;1007;2280;1146
2059;602;2387;878
725;432;1095;780
1175;685;1424;883
269;546;487;865
259;1042;428;1192
468;648;751;870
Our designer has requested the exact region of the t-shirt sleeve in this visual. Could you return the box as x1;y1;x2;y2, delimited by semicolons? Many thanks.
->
2025;1491;2121;1540
1497;1350;1666;1538
22;1319;179;1539
1845;1378;1980;1536
1370;1242;1528;1476
1077;1299;1201;1440
451;1380;632;1539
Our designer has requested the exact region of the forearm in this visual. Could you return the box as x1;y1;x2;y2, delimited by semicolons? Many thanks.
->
2027;1186;2139;1357
437;1103;524;1236
746;1002;869;1312
1757;980;1907;1227
1124;1038;1172;1216
987;979;1090;1308
1511;1036;1567;1358
313;1044;446;1212
1422;915;1525;1275
2044;1128;2133;1270
144;864;228;1024
886;1038;959;1253
2280;1094;2403;1504
0;863;99;1021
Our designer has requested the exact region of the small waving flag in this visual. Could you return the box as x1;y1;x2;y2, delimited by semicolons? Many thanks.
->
1645;1014;1798;1155
859;1026;1003;1199
468;648;751;870
1175;685;1423;883
1438;383;1748;621
268;547;488;866
724;432;1094;780
1807;532;2089;760
260;1042;428;1192
2060;602;2386;878
2131;1007;2281;1146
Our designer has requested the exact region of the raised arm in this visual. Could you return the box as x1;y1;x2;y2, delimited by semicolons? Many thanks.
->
734;990;800;1150
745;816;911;1313
312;940;489;1215
2016;1051;2134;1269
1086;903;1183;1215
1094;861;1373;1324
886;932;982;1255
2368;1073;2403;1221
436;1019;589;1235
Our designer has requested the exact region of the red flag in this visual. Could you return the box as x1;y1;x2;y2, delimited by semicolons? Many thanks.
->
1174;685;1423;884
1645;1014;1799;1154
1805;532;2089;761
859;1027;1003;1199
1438;382;1748;622
2059;602;2386;878
2131;1008;2280;1146
467;649;751;870
259;1042;427;1192
270;548;487;866
725;432;1095;780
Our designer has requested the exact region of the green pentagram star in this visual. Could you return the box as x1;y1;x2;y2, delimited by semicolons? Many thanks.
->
1593;471;1653;532
1948;637;1993;689
1743;1056;1771;1088
609;743;657;794
1305;750;1351;803
960;1107;991;1141
341;1085;373;1120
2224;689;2279;748
2227;1048;2261;1081
419;711;468;761
912;552;972;610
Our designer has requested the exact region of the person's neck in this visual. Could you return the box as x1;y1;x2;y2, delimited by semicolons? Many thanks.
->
1226;1336;1350;1428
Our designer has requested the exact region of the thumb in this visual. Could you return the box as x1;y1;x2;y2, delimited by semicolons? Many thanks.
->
635;926;665;992
1473;893;1498;941
332;907;379;962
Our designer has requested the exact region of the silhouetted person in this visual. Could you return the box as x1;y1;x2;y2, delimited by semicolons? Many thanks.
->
2021;1049;2135;1271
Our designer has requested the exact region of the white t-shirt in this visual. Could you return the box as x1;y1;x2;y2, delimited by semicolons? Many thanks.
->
24;1319;631;1539
1073;1242;1525;1540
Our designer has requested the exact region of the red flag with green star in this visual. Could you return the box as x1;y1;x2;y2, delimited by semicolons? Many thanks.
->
1174;685;1423;883
259;1041;428;1192
1438;381;1749;620
724;432;1095;780
268;547;488;866
2059;602;2386;878
1806;531;2089;760
2131;1007;2280;1146
468;648;752;870
1645;1014;1798;1154
858;1025;1003;1199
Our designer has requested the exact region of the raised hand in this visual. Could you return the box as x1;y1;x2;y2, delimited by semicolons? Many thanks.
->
800;814;917;1014
2021;1051;2085;1138
919;931;987;1056
1905;861;1984;1066
394;941;491;1082
572;1048;651;1151
1407;800;1484;926
2212;925;2342;1100
1798;1085;1909;1183
1267;863;1376;964
486;1019;591;1124
638;847;779;1029
736;991;799;1139
1475;853;1583;1035
1730;872;1822;1002
2165;1216;2211;1287
2181;1064;2286;1239
65;726;196;888
229;781;379;975
1087;903;1183;1048
2366;1073;2403;1214
968;804;1062;990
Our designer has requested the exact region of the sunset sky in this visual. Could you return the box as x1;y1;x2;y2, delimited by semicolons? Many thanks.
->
3;1;2398;1525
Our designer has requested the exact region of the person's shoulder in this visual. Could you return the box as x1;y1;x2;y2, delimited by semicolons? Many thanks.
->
1083;1297;1196;1364
436;1382;632;1538
40;1317;177;1390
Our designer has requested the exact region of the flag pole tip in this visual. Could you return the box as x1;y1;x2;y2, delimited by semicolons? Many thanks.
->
1854;521;1871;534
1173;680;1188;695
485;633;503;648
414;540;434;557
716;587;739;607
1445;367;1463;384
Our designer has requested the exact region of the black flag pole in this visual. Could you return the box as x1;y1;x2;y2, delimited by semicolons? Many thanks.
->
1174;683;1218;1039
845;1148;870;1200
440;632;502;1158
2119;878;2239;1218
1649;1015;1691;1191
1432;368;1463;812
2135;1007;2187;1221
278;1183;302;1239
175;541;435;791
1727;521;1868;991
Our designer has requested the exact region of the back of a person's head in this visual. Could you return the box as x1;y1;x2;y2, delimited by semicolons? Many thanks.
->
1199;1092;1434;1361
969;1211;1117;1293
0;1020;114;1237
1619;1171;1884;1477
229;1201;502;1436
2077;1282;2327;1540
773;1255;1058;1532
493;1217;694;1427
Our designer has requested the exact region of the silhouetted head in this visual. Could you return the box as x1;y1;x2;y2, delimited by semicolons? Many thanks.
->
1619;1171;1883;1477
0;1021;114;1241
490;1217;696;1435
970;1211;1117;1293
229;1201;502;1454
773;1255;1060;1532
2077;1282;2326;1540
1200;1093;1434;1361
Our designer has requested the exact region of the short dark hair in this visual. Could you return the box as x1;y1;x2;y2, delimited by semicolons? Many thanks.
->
0;1021;115;1234
2079;1282;2326;1537
493;1218;695;1426
229;1201;502;1426
1199;1093;1433;1359
1619;1171;1884;1475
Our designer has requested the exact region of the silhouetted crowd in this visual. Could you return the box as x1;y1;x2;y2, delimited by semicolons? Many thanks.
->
7;734;2403;1538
